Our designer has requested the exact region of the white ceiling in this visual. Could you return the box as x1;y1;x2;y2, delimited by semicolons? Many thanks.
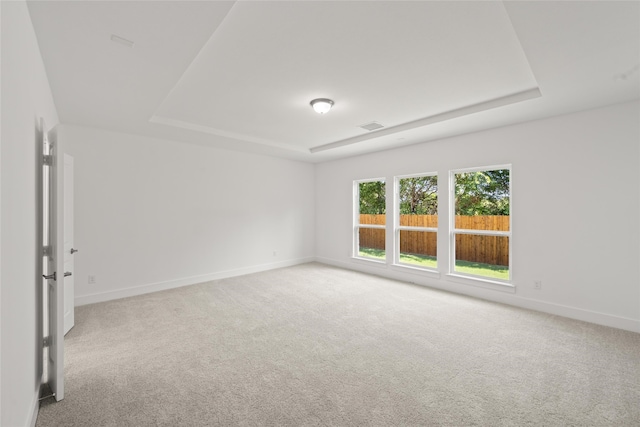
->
27;1;639;163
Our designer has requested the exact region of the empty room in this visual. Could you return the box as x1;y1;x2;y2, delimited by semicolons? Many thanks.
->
1;1;639;426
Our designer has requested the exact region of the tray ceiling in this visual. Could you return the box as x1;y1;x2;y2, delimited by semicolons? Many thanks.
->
27;1;639;162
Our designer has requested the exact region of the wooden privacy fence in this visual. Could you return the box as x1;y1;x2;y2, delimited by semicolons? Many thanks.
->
359;214;509;266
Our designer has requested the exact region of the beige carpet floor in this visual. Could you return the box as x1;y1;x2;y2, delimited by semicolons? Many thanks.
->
37;262;640;426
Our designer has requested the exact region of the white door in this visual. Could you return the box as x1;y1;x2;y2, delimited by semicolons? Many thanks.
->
63;154;75;335
44;124;65;401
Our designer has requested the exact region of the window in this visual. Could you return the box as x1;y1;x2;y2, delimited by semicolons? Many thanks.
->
451;166;511;282
354;179;386;261
395;174;438;270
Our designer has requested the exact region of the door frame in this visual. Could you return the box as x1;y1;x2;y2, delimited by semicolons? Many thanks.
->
63;153;74;335
42;122;65;401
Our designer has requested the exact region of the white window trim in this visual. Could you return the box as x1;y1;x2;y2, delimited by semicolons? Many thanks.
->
394;172;438;272
445;273;515;292
353;178;387;262
449;164;513;285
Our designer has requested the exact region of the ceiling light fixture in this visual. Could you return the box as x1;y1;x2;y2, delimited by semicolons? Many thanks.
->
310;98;334;114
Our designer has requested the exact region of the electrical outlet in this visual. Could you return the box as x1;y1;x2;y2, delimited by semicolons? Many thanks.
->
88;275;96;284
534;280;542;290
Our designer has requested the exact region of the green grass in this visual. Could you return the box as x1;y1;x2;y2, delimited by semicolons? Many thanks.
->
398;252;437;269
359;247;437;268
358;247;386;260
358;247;509;280
454;260;509;280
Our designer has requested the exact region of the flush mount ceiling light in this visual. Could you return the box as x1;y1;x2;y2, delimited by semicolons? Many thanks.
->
310;98;334;114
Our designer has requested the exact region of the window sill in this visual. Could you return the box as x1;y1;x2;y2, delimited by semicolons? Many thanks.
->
352;256;387;266
445;273;515;293
391;263;441;279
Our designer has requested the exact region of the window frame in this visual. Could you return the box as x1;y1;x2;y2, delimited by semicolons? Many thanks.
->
449;165;512;285
353;178;387;263
394;172;438;272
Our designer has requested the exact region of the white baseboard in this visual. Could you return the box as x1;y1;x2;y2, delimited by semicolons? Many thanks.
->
75;257;315;306
28;388;39;427
315;256;640;334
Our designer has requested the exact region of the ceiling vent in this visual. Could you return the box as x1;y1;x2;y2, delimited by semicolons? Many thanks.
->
359;121;384;131
110;34;135;48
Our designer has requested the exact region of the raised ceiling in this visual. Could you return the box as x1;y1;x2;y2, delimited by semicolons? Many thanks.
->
27;1;639;162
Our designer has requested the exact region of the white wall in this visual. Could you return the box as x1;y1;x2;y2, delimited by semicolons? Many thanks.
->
0;1;59;426
316;101;640;332
60;125;315;305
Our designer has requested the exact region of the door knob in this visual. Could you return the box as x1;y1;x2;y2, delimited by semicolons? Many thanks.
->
43;272;56;281
64;271;72;277
70;248;79;254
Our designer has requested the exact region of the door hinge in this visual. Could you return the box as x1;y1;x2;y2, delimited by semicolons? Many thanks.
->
43;154;54;166
43;245;52;257
43;336;51;348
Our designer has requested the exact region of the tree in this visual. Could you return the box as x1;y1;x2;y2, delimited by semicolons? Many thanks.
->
399;176;438;215
359;181;386;214
454;169;509;216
